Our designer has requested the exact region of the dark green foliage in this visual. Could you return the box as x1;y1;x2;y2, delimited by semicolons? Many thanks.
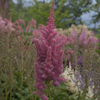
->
9;0;93;29
54;0;92;28
95;34;100;55
91;0;100;26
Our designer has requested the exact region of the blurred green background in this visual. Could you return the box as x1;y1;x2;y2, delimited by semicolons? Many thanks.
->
1;0;100;30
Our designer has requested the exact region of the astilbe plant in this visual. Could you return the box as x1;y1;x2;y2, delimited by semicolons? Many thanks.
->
70;29;98;56
13;17;45;50
12;19;37;100
70;37;100;100
0;15;37;100
25;18;45;39
59;34;74;64
0;16;15;100
33;1;66;100
60;28;100;99
54;27;75;69
70;29;99;69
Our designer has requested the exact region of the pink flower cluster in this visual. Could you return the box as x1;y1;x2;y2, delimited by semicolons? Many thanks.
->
71;29;98;48
59;34;74;61
26;19;45;39
33;1;66;100
26;19;36;33
0;16;14;34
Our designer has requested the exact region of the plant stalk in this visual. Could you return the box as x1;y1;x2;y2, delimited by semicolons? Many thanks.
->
20;51;24;100
47;81;51;100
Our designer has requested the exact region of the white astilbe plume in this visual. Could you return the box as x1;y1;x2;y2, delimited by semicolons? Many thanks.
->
61;63;80;94
61;63;95;99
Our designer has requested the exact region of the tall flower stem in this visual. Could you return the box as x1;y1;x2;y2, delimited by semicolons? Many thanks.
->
81;87;87;100
81;78;88;100
5;68;8;100
20;50;24;100
9;68;12;100
32;79;35;100
33;1;66;99
5;31;10;100
47;81;51;100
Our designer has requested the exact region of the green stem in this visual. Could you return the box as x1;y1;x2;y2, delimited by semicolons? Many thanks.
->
10;80;12;100
82;87;87;100
27;82;31;100
9;62;13;100
32;81;34;100
20;51;23;100
32;79;35;100
81;78;87;100
5;88;8;100
47;81;51;100
35;95;37;100
5;69;8;100
53;86;55;94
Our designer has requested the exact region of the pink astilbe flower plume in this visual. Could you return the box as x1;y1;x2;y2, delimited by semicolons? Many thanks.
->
78;29;98;48
70;30;77;43
18;19;25;26
13;20;24;33
46;1;56;30
33;1;66;100
79;29;89;48
88;36;98;48
26;19;36;33
0;16;14;34
79;29;87;44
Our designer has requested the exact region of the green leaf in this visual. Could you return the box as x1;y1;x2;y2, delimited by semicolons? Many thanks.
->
95;49;100;54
